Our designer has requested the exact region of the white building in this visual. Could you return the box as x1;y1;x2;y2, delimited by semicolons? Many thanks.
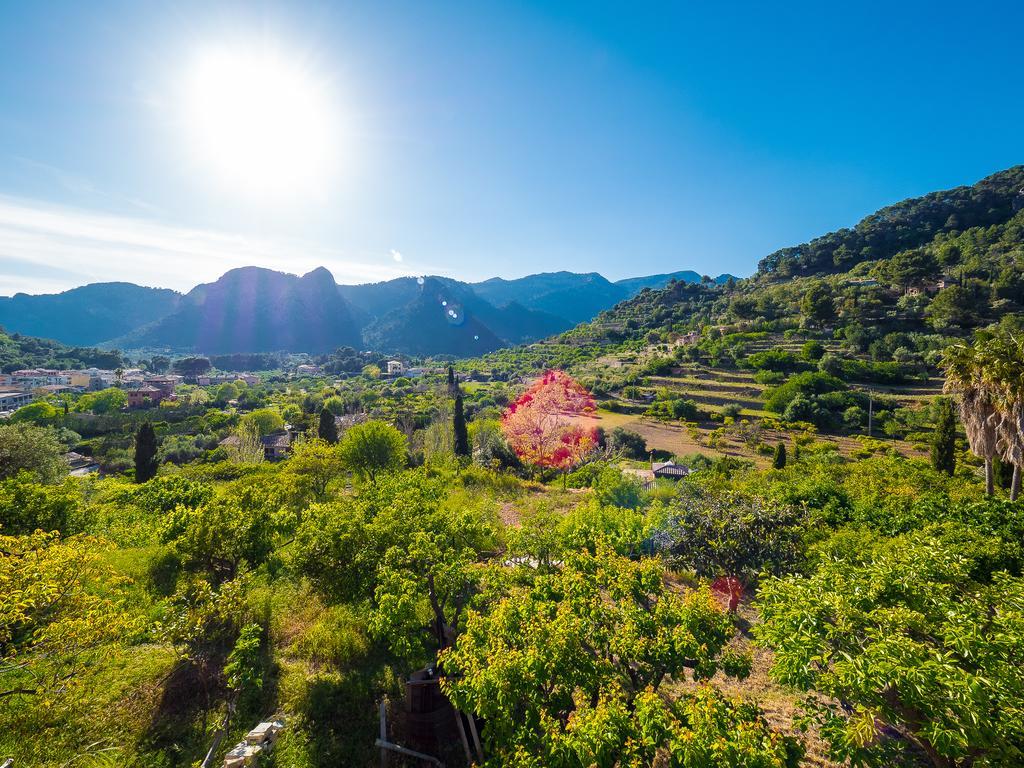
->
386;360;404;376
72;368;117;387
11;369;70;388
0;391;35;411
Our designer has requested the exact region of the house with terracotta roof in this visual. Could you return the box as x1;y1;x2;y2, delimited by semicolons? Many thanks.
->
127;386;163;408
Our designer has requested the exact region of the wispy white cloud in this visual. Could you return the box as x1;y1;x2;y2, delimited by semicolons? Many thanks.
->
12;157;164;215
0;196;428;295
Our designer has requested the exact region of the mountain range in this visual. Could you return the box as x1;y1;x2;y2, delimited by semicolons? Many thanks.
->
0;268;733;356
5;165;1021;360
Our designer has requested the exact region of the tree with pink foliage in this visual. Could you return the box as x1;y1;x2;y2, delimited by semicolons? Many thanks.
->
501;370;598;474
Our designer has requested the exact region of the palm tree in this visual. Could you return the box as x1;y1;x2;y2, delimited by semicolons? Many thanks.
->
944;329;1024;499
979;330;1024;500
999;408;1023;500
942;342;999;495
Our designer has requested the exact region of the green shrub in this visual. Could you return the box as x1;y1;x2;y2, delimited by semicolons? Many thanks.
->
608;427;648;459
721;403;743;418
754;370;785;385
742;349;802;373
764;372;846;413
646;398;700;421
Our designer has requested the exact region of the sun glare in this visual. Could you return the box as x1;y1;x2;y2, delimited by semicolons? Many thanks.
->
185;45;335;197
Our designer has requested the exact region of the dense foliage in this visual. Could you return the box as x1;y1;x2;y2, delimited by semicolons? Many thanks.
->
0;327;124;372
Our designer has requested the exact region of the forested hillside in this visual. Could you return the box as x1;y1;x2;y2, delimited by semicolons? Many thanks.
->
757;165;1024;277
463;164;1024;465
0;282;181;347
0;327;124;372
553;166;1024;359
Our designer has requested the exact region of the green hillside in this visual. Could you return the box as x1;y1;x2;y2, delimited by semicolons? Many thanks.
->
0;327;124;372
459;165;1024;464
0;282;182;347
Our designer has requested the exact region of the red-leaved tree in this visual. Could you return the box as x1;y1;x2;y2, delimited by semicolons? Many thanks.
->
501;370;598;473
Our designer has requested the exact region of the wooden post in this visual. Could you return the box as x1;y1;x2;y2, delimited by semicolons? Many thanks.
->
200;720;228;768
452;709;473;766
373;739;445;767
466;713;484;763
200;697;233;768
379;698;388;768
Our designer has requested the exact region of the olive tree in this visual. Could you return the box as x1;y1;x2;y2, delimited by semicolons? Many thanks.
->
0;423;66;483
439;548;801;767
757;532;1024;768
655;485;807;583
337;419;407;484
293;469;497;657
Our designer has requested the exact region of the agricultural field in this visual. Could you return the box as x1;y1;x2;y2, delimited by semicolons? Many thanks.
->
552;332;946;468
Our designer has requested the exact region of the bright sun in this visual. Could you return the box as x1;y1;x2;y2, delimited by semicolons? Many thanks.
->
185;45;335;196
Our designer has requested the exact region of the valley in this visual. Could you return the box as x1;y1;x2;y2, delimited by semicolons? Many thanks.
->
4;6;1024;767
3;167;1024;768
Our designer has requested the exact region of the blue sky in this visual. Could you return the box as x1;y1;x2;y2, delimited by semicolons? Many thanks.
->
0;0;1021;294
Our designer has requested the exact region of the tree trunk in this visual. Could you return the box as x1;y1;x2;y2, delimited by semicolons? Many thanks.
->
985;458;994;496
1012;465;1021;502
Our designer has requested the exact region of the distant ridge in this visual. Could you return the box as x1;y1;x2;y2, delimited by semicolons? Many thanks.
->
471;270;733;326
0;282;181;346
614;271;733;295
472;272;627;325
0;266;739;356
116;266;361;354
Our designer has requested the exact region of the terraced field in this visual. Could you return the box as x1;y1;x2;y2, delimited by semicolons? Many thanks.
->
647;371;768;415
576;332;942;463
474;332;943;465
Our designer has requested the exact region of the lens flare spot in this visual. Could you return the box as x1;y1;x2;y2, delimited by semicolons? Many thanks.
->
443;301;465;326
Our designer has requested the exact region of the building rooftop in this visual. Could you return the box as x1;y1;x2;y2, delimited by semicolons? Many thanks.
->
652;461;690;478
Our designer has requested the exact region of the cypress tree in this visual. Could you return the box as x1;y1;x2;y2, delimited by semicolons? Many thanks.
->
318;408;339;444
134;422;159;483
447;365;458;396
772;441;787;470
453;391;470;458
930;397;956;476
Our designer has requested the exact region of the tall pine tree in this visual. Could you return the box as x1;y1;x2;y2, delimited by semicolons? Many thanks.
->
318;408;339;444
134;422;159;483
772;442;787;469
931;397;957;476
447;365;459;397
453;391;470;458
